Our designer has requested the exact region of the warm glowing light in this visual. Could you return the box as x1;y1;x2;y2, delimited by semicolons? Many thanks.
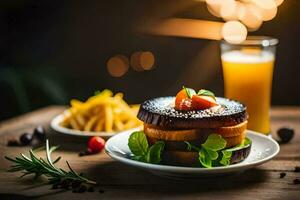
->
252;0;277;21
236;1;246;20
106;55;129;77
130;52;144;71
206;0;222;17
140;51;155;70
239;3;263;31
275;0;284;6
222;21;247;44
145;18;223;40
239;0;251;2
220;0;238;21
130;51;155;71
203;0;284;36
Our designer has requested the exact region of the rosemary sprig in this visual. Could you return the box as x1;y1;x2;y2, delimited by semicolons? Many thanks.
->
5;140;97;187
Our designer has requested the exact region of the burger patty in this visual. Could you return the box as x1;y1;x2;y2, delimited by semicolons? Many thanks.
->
137;97;247;129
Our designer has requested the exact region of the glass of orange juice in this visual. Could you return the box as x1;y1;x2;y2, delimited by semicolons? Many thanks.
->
221;36;278;134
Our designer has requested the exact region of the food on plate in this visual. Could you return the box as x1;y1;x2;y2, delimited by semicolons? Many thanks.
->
60;89;142;132
128;87;251;168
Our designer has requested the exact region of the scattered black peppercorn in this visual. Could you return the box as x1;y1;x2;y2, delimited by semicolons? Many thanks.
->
77;184;87;193
71;180;81;189
293;179;300;185
277;127;294;144
279;172;286;178
33;126;46;141
294;166;300;172
7;139;20;146
87;186;95;192
52;183;59;189
7;126;48;147
60;179;70;189
99;189;105;193
20;133;33;145
79;149;93;157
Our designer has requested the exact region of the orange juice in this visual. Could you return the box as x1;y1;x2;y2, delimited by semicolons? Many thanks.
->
221;50;274;134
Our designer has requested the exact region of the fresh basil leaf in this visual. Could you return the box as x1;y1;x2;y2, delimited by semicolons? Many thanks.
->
128;131;149;157
199;148;212;168
201;134;227;151
183;86;196;98
220;150;232;166
146;141;165;164
132;155;147;162
197;89;216;100
205;148;219;160
243;137;252;146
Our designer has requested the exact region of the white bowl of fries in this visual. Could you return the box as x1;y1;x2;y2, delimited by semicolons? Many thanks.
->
51;89;143;137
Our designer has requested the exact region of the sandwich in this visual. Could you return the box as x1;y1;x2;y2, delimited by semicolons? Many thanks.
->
129;87;251;168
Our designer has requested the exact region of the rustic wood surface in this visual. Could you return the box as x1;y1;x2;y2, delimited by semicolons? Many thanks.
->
0;106;299;200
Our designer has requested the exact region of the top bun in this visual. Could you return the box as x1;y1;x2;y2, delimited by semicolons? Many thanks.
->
137;97;248;129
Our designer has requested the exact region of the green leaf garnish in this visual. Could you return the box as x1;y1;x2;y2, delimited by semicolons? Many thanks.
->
185;134;228;168
224;137;252;152
220;150;232;166
199;148;212;168
198;89;216;100
198;134;227;168
128;131;165;164
128;131;149;157
201;134;227;151
183;86;196;98
146;141;165;164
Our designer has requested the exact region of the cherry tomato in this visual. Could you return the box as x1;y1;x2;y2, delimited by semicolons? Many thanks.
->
175;89;188;109
88;136;105;153
191;95;218;110
175;88;196;111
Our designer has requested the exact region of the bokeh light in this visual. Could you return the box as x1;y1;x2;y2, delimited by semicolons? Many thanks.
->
275;0;284;6
140;51;155;70
106;55;129;77
130;51;155;71
239;3;263;31
205;0;285;43
130;52;144;71
220;0;238;21
252;0;277;21
222;21;247;44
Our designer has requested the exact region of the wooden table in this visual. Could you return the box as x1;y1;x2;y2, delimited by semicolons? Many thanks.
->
0;106;299;200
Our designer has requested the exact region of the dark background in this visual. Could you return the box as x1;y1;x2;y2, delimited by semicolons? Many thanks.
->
0;0;298;120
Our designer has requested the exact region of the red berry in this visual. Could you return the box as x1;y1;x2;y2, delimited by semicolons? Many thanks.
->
87;137;105;153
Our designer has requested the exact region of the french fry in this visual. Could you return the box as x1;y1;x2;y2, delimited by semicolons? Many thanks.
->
69;118;80;130
61;89;142;133
94;118;105;132
104;105;113;132
84;116;98;131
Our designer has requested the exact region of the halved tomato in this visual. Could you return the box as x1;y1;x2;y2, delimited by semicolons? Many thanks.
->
175;88;195;111
191;95;218;110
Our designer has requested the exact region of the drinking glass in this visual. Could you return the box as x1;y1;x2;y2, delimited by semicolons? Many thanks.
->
221;36;278;134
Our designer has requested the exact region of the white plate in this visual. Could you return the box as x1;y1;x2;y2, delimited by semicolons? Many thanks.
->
51;113;142;137
105;130;280;178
